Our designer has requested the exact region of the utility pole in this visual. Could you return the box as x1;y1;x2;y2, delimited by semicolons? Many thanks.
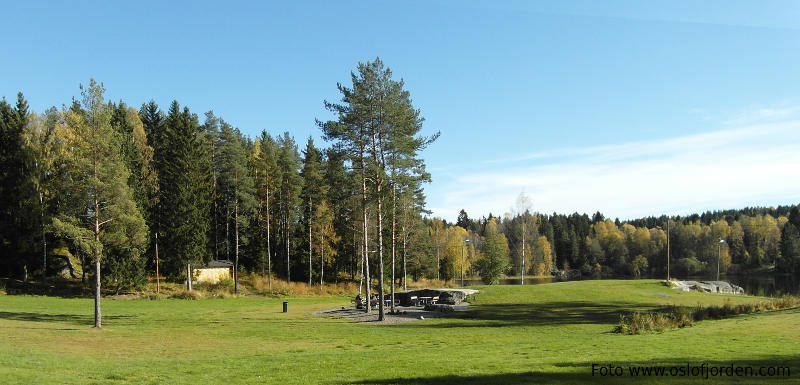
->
155;232;160;294
521;219;525;285
666;219;670;281
717;238;725;281
461;240;465;287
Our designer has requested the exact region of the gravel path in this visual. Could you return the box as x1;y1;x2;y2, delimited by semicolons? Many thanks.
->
315;304;470;324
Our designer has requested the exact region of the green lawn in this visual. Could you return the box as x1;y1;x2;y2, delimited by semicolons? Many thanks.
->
0;280;797;384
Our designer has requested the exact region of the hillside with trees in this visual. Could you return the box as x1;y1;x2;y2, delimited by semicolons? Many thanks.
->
2;58;799;326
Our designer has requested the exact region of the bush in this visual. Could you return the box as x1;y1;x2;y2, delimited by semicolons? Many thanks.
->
676;257;706;275
630;255;648;278
170;290;204;300
216;277;234;292
614;296;800;334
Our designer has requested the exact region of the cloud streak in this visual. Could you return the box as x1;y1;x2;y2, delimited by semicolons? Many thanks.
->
428;120;800;221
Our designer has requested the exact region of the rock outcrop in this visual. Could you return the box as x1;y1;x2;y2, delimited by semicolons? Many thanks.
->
666;279;744;294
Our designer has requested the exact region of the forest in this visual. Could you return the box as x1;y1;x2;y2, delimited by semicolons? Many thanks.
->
2;58;800;313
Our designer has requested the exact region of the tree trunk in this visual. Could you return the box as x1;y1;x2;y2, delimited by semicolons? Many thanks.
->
390;184;396;314
225;204;230;260
266;183;272;293
40;193;47;287
94;258;101;328
357;233;363;295
436;227;440;281
213;173;219;260
234;199;239;294
362;171;370;313
320;229;324;287
286;206;290;283
377;181;385;321
94;195;102;329
402;228;408;291
308;197;313;287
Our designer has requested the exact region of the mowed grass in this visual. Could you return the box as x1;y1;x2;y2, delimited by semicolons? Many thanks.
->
0;280;798;384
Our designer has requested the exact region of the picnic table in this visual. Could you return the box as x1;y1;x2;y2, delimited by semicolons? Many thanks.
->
351;297;381;309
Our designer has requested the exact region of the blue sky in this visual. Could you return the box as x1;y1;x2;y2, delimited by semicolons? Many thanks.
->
3;1;800;221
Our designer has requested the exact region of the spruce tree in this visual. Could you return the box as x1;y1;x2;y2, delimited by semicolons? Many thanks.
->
0;94;33;279
276;133;302;281
159;101;211;277
300;137;326;286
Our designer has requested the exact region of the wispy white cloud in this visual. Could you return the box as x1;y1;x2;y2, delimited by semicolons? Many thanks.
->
723;103;800;126
428;120;800;221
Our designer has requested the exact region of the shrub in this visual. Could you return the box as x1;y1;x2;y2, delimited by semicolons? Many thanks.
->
614;296;800;334
170;290;204;300
216;277;234;292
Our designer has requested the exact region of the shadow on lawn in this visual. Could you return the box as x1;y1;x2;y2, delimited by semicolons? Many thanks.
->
347;356;798;384
397;301;661;328
0;311;136;326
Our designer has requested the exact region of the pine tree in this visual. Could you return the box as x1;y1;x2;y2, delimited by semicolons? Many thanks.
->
320;58;437;320
217;121;256;293
51;80;147;327
252;131;280;290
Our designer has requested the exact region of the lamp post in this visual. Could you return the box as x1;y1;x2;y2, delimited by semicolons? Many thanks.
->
462;239;470;287
717;238;725;281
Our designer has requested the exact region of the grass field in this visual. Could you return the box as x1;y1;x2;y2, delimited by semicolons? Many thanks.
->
0;279;798;384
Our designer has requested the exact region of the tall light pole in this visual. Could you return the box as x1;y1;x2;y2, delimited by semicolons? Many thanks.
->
666;219;670;281
462;239;470;287
521;219;526;286
717;238;725;281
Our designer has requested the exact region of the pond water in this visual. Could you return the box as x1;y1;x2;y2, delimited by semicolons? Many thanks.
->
690;274;800;297
461;274;799;297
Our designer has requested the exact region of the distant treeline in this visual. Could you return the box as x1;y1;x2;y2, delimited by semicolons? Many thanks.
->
444;203;800;280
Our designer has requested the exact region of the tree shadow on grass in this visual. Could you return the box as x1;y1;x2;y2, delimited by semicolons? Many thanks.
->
394;301;661;329
0;311;136;326
347;356;799;384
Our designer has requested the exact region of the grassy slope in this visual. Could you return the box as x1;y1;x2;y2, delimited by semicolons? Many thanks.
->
0;280;797;384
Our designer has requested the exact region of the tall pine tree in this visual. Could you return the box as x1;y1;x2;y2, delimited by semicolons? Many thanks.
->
51;80;147;327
